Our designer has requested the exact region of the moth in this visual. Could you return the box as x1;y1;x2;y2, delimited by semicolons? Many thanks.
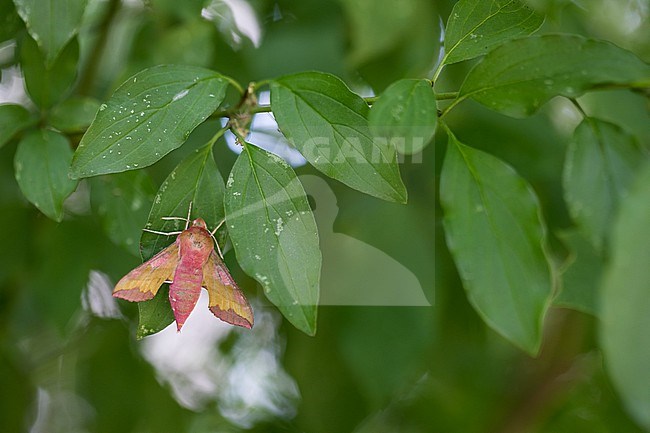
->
113;205;253;331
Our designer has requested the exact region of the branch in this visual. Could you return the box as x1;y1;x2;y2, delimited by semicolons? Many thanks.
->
77;0;121;96
491;310;591;433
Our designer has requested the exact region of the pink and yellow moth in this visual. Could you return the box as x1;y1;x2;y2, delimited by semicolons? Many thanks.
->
113;205;253;331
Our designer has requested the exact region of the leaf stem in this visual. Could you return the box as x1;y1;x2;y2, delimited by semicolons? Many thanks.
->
224;76;244;95
436;91;458;100
250;105;272;114
431;61;446;84
568;98;588;118
364;90;457;108
211;104;272;120
440;95;465;118
254;79;271;89
206;126;229;150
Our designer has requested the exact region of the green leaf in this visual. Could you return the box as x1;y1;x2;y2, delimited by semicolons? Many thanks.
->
338;308;434;405
13;0;88;65
554;229;600;315
49;97;101;133
137;144;226;338
147;0;205;21
20;34;78;109
14;129;78;221
90;170;156;256
0;104;35;149
339;0;440;90
600;164;650;430
224;144;321;335
458;35;650;117
271;71;407;203
339;0;428;66
369;79;437;155
563;118;648;251
442;0;543;66
0;0;22;44
440;129;553;354
141;145;226;259
71;65;229;179
150;20;216;68
137;286;175;340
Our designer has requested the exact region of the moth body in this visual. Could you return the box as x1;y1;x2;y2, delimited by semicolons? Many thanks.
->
169;220;213;330
113;217;253;331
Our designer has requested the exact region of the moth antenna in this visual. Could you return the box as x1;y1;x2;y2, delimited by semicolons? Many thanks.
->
143;228;183;236
158;202;193;229
210;219;226;259
210;219;226;236
185;201;193;230
214;240;224;260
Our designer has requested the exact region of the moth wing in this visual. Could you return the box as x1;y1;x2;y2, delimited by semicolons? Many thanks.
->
113;242;179;302
203;251;254;328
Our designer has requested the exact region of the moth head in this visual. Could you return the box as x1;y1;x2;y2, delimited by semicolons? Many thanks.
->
191;218;208;230
182;221;213;253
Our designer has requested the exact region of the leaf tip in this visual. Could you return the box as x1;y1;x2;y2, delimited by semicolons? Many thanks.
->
68;169;80;180
302;321;317;337
302;305;319;336
284;304;318;336
388;187;408;204
69;156;86;179
521;338;543;357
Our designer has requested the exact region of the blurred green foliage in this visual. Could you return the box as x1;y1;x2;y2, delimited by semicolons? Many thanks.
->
1;0;649;432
